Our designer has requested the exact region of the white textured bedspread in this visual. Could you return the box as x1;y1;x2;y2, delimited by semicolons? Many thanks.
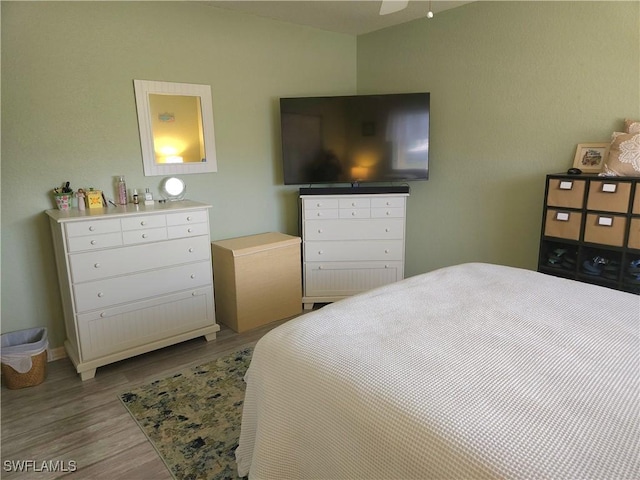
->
236;263;639;479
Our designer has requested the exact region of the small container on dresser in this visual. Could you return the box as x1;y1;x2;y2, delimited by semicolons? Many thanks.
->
46;200;219;380
538;174;640;294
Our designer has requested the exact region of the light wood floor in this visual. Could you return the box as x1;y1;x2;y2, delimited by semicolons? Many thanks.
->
1;320;287;479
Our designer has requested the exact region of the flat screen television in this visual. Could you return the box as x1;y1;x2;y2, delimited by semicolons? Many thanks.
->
280;92;430;185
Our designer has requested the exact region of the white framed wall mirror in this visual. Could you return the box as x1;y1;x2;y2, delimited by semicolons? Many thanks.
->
133;79;218;176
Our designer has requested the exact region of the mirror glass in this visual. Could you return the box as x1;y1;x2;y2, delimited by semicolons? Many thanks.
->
160;176;186;201
134;80;218;176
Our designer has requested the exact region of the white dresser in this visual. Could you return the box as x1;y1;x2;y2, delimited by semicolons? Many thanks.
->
301;192;409;309
46;200;219;380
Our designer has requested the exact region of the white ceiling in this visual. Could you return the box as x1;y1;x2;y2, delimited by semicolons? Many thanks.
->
205;1;474;35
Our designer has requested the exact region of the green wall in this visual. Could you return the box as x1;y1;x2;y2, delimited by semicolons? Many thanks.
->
1;1;356;348
358;1;640;276
2;1;638;350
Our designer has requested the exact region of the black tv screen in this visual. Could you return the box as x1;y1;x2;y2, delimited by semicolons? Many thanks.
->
280;93;430;185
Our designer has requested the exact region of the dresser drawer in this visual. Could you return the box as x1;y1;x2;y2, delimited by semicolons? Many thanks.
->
73;260;213;312
66;218;121;238
304;198;339;210
339;208;371;219
168;222;209;239
121;214;166;231
304;240;403;262
76;287;213;361
372;207;405;218
339;197;371;209
69;235;212;283
371;197;405;209
584;214;626;247
122;227;168;245
586;181;632;213
544;209;582;240
67;232;123;253
304;261;403;297
166;210;208;226
305;208;339;220
305;219;405;241
546;179;586;209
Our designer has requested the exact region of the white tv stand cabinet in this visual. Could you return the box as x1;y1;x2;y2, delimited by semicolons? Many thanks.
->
300;187;409;309
46;200;219;380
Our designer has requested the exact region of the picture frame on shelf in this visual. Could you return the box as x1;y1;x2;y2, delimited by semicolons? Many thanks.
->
572;143;609;173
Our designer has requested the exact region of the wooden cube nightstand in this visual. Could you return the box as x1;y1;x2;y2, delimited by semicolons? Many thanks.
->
211;232;302;332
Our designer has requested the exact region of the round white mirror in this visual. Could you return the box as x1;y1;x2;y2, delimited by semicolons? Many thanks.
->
160;177;186;201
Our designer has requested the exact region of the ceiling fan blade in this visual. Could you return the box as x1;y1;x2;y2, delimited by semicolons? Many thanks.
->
379;0;410;15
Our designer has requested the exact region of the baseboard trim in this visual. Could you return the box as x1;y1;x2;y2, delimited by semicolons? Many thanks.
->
48;346;67;362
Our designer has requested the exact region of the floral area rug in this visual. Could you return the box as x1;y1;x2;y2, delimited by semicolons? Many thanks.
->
119;346;253;480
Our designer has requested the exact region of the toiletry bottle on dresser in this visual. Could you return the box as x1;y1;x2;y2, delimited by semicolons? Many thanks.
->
117;176;127;205
144;188;154;205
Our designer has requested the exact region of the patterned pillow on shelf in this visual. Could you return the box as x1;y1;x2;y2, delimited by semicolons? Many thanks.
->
603;129;640;176
625;118;640;134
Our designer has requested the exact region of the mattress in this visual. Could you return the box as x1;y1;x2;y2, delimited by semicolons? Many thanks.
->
236;263;639;479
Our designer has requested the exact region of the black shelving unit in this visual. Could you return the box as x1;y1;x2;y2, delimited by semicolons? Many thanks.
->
538;173;640;295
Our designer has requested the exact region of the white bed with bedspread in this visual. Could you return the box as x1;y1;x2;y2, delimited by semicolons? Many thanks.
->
236;263;639;479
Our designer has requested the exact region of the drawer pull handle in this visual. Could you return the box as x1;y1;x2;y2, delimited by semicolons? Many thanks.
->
188;247;194;253
555;212;570;222
187;216;193;221
316;203;322;207
90;240;97;245
316;212;322;217
385;249;390;254
317;229;323;234
318;265;323;270
351;202;356;207
385;228;391;232
100;312;106;318
97;292;104;298
559;181;573;190
142;234;148;239
190;274;196;279
602;183;617;193
386;201;391;206
386;211;391;216
188;228;193;233
352;212;356;216
140;221;146;226
192;291;197;296
94;263;101;269
89;226;96;231
598;216;613;227
318;250;323;255
385;264;390;268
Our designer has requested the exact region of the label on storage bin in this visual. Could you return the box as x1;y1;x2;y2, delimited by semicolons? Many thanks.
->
602;183;617;193
559;181;573;190
555;212;570;221
598;216;613;226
